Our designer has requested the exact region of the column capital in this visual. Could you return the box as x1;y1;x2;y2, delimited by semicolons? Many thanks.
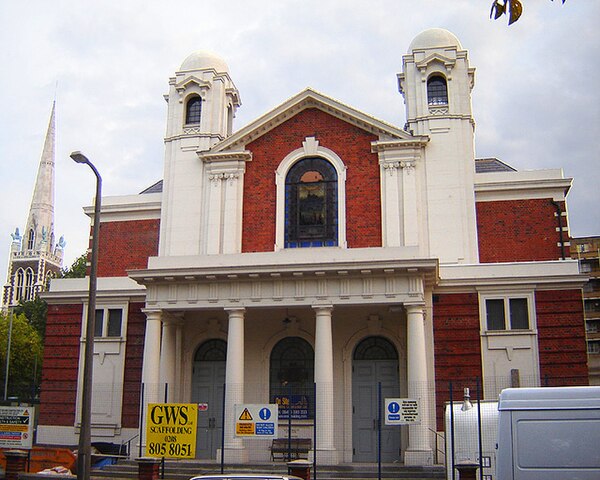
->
312;304;334;314
142;308;163;320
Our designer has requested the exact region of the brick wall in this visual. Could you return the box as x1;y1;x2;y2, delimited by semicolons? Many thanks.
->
536;289;589;385
121;303;146;428
95;219;160;277
476;199;565;262
39;304;83;426
432;293;482;430
242;108;382;252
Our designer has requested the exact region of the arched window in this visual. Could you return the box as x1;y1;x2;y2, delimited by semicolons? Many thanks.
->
353;336;398;361
285;158;338;248
15;269;24;302
270;337;314;419
25;268;35;300
427;75;448;106
194;339;227;362
185;96;202;124
27;229;35;250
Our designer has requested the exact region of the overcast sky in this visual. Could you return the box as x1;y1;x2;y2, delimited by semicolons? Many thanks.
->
1;0;599;280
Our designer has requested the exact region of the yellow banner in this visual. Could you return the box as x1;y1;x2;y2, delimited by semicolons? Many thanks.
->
146;403;197;458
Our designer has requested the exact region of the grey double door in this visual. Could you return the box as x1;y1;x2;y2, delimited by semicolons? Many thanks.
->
191;360;225;459
352;359;401;462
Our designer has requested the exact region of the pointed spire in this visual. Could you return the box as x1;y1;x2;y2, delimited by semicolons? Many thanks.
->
23;102;56;253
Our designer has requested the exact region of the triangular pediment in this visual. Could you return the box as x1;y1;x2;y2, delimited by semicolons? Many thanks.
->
210;88;420;152
415;52;456;70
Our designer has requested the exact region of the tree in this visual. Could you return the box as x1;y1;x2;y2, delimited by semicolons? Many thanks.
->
0;311;43;402
491;0;566;25
59;253;88;278
14;297;47;338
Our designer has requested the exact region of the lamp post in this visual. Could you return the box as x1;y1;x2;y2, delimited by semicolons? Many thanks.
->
3;304;13;402
71;151;101;480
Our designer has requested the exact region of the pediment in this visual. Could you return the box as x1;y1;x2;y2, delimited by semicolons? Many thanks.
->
210;88;420;152
415;52;456;70
175;75;211;94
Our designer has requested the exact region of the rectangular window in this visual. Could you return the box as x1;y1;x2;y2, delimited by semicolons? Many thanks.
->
484;296;531;331
588;341;600;355
94;308;123;337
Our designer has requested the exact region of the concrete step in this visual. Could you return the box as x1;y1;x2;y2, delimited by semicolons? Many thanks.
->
91;459;446;480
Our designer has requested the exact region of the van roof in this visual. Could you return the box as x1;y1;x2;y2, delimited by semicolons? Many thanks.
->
498;386;600;411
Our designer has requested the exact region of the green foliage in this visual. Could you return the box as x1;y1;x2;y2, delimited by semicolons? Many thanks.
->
14;297;47;338
59;253;88;278
491;0;566;25
0;311;43;402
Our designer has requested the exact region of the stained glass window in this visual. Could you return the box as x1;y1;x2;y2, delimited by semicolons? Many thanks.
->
285;157;337;247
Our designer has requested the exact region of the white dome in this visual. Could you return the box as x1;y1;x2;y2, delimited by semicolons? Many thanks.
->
180;50;229;73
408;28;462;52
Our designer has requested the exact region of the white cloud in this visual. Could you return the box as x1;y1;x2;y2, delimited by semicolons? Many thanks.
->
1;0;599;281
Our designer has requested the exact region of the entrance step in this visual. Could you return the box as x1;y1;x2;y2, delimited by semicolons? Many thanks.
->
91;459;445;480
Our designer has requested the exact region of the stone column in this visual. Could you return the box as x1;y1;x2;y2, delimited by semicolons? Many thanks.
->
142;309;163;403
159;317;178;402
404;304;433;465
141;309;162;456
313;305;338;464
223;307;247;462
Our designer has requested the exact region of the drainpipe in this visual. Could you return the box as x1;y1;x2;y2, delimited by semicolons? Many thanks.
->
551;200;566;260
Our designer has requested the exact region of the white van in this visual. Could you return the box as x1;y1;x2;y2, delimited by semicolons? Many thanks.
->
496;386;600;480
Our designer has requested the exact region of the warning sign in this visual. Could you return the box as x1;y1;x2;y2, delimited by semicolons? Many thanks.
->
384;398;421;425
234;404;278;437
239;408;253;421
146;403;197;458
0;407;34;449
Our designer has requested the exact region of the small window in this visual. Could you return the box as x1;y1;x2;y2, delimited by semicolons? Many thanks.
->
485;297;530;331
24;268;35;301
427;75;448;105
185;96;202;124
588;341;600;355
94;308;123;337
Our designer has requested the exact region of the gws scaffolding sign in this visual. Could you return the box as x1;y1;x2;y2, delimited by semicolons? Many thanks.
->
146;403;197;458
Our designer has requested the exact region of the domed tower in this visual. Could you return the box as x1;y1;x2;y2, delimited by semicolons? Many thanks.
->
398;28;479;264
165;51;241;151
159;51;243;257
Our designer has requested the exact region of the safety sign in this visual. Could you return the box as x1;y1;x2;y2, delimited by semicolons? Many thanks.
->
0;406;34;449
234;404;278;437
384;398;421;425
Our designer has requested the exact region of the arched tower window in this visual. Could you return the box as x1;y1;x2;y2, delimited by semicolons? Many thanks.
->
285;157;338;248
427;75;448;106
27;229;35;250
185;96;202;125
25;268;35;301
270;337;314;419
15;269;25;302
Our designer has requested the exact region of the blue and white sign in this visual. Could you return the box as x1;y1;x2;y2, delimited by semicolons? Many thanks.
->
385;398;420;425
234;404;278;437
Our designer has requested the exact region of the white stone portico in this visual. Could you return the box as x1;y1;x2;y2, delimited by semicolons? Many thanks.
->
129;247;438;464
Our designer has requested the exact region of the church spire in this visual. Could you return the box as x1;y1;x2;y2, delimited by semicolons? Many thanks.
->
2;103;64;308
23;101;56;253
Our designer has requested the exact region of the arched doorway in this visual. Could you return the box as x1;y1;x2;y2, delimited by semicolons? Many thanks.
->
352;336;400;462
191;339;226;459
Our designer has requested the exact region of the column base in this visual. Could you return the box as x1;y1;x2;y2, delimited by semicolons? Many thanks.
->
404;448;433;466
309;448;339;465
218;446;248;463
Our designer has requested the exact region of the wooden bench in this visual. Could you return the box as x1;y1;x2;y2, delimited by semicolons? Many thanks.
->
270;438;311;461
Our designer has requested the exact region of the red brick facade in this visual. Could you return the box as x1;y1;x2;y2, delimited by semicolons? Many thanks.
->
96;219;160;277
476;199;565;263
432;293;482;429
121;303;146;428
242;108;381;252
536;289;589;385
39;304;83;426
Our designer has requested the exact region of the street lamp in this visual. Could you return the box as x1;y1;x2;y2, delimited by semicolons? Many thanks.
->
71;151;101;480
